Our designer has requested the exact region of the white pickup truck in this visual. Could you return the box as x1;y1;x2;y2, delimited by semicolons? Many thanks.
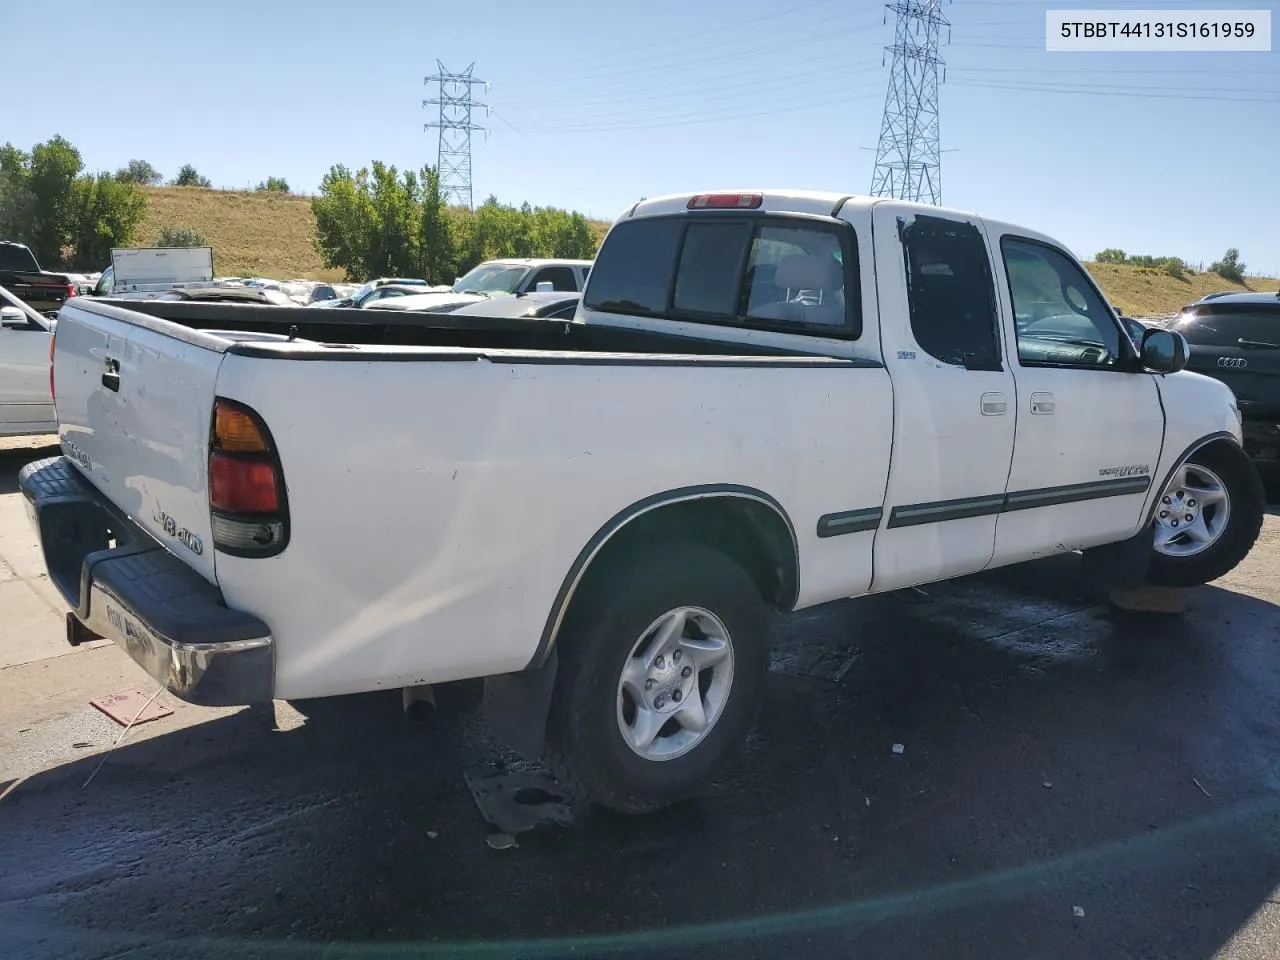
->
20;191;1263;812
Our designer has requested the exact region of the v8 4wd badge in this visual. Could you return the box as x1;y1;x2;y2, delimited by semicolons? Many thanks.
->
153;506;203;556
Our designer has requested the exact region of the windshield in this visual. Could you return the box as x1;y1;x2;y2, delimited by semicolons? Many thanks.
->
451;263;527;295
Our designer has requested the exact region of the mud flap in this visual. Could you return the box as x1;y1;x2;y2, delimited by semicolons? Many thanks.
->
483;649;558;761
1079;525;1153;589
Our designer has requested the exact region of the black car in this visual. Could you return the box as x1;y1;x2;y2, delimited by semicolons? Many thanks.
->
1170;290;1280;473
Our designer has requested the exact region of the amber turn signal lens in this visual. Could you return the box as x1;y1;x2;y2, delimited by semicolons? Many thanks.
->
215;403;269;453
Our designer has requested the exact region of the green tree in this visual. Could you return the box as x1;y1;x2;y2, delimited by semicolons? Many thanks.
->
1094;248;1127;264
0;138;147;268
172;164;212;188
312;164;375;280
68;174;147;268
257;176;289;193
154;225;208;247
115;159;163;186
1210;247;1246;284
26;136;84;265
417;165;453;284
311;156;599;282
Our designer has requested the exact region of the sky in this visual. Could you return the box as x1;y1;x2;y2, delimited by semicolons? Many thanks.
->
7;0;1279;273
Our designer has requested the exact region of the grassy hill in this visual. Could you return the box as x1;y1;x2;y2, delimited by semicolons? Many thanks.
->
1083;261;1278;317
135;187;1274;313
138;187;345;281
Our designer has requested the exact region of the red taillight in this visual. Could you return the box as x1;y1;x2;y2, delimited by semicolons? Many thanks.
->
687;193;763;210
209;398;289;556
65;282;77;299
210;455;279;513
49;325;56;401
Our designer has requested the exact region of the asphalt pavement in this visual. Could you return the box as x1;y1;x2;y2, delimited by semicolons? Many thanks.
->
3;436;1280;960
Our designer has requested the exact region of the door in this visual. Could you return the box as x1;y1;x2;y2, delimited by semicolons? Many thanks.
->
0;316;54;429
870;207;1017;592
991;233;1165;564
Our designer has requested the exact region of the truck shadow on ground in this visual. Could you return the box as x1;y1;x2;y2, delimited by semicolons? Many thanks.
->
3;548;1280;960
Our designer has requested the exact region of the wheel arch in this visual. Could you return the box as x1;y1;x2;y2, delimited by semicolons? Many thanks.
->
1144;431;1243;527
527;484;799;671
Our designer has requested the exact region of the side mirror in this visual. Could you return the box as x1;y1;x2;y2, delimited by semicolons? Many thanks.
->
535;281;554;293
1140;328;1188;373
1;306;29;329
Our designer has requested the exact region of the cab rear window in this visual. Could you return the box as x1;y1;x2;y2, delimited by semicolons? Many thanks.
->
584;214;860;339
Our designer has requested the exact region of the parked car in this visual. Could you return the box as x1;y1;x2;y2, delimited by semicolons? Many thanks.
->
0;284;54;436
310;283;435;310
434;291;582;321
0;241;77;316
364;291;487;314
452;258;591;296
1169;290;1280;474
358;260;592;314
20;190;1263;814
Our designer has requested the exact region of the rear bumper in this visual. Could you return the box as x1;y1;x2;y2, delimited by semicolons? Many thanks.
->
18;456;274;706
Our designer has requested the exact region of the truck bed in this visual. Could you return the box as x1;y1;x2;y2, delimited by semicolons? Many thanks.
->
98;298;841;360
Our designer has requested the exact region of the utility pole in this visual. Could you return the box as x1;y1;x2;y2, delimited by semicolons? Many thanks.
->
870;1;949;205
423;62;487;209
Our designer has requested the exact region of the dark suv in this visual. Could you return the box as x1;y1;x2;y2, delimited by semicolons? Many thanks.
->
1170;291;1280;474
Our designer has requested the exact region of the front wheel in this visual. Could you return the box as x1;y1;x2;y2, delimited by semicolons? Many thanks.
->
546;542;768;814
1146;444;1264;587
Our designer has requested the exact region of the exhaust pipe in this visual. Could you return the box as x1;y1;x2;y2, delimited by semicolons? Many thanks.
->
402;684;436;724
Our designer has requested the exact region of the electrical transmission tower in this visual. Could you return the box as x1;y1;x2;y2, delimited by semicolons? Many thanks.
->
870;1;949;205
423;62;487;209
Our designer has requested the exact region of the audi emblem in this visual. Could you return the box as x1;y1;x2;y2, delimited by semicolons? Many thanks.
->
1218;357;1248;369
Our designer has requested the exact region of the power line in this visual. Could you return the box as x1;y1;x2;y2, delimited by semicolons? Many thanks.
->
423;62;487;210
498;63;886;124
951;78;1280;103
497;87;885;134
518;19;888;91
872;0;949;205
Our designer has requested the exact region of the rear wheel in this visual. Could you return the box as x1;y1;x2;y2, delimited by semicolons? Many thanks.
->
1146;444;1264;587
546;542;768;813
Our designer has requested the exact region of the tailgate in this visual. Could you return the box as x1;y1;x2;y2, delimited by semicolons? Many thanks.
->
54;301;229;583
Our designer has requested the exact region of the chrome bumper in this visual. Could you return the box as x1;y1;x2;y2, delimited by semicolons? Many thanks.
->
18;456;274;706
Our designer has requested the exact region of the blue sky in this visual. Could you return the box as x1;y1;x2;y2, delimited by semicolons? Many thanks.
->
7;0;1278;273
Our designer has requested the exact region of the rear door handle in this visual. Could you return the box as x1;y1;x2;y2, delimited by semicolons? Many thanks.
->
1030;391;1055;415
980;392;1008;416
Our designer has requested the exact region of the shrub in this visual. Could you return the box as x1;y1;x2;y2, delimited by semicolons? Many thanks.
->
155;225;208;247
1209;248;1246;284
171;164;212;188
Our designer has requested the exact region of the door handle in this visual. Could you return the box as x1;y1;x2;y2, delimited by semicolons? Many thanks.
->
980;392;1008;416
1030;391;1055;415
102;357;120;393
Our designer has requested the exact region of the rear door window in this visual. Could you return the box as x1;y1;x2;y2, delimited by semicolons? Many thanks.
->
586;214;859;338
904;217;1001;369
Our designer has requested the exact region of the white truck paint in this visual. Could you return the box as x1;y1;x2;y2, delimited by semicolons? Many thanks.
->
20;191;1261;812
0;286;55;436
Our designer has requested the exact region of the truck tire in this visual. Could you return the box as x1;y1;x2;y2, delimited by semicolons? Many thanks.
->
546;542;768;814
1146;443;1264;588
